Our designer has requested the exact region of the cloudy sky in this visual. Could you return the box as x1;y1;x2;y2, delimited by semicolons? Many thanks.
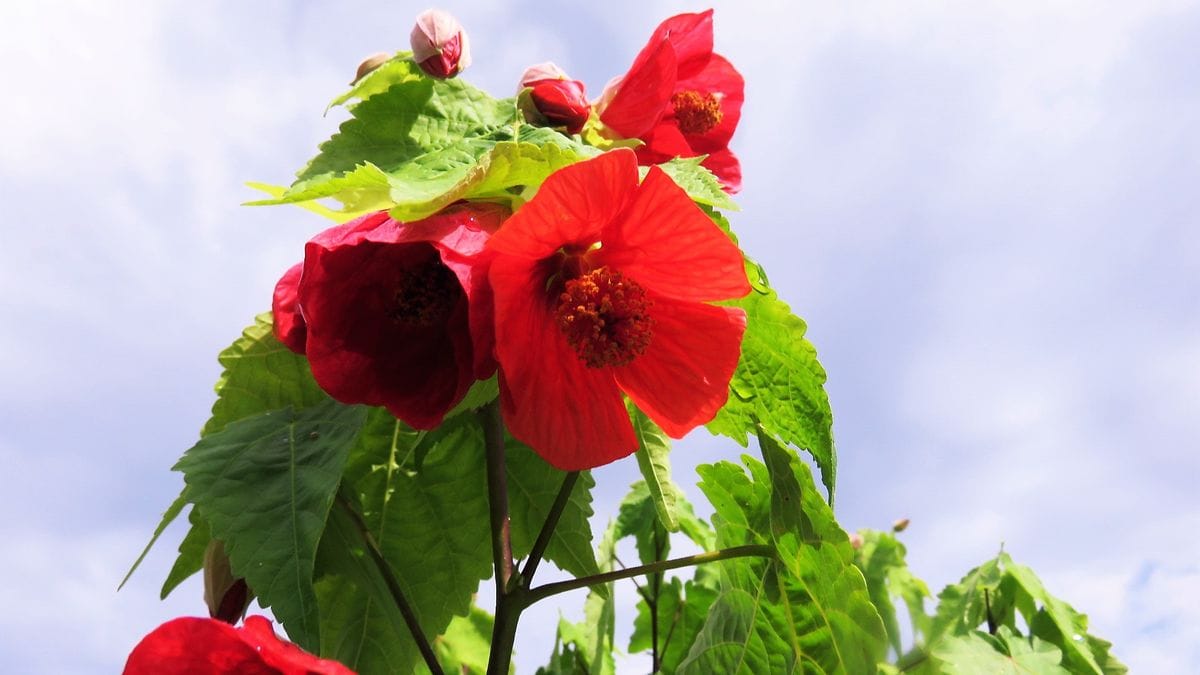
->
1;1;1197;673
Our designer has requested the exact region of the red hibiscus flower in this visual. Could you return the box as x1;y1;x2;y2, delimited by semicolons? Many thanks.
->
274;203;508;429
487;149;749;470
124;615;354;675
597;10;744;192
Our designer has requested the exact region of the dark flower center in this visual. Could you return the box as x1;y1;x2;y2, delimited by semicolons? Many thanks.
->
388;259;459;326
671;90;723;135
556;267;653;368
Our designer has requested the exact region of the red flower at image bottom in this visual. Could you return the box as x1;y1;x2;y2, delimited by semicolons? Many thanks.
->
598;10;745;191
272;203;508;429
487;149;749;470
124;616;354;675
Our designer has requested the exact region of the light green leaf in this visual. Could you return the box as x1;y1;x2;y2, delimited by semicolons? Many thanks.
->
327;53;420;111
203;313;327;436
506;437;601;582
929;628;1070;675
435;607;496;675
708;285;837;500
629;402;680;532
174;400;367;650
630;577;718;674
296;67;516;182
854;529;932;655
653;156;739;211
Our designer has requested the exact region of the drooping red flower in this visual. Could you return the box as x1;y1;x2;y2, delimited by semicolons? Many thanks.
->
271;262;306;354
597;10;744;192
487;149;749;470
281;203;508;429
124;615;354;675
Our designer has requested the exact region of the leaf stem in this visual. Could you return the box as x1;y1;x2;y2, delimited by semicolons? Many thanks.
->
335;494;445;675
480;401;520;675
520;471;580;584
524;545;776;606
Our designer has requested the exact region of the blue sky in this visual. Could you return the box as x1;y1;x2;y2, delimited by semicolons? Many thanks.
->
1;1;1197;672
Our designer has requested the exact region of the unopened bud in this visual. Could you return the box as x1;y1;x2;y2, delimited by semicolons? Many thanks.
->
849;532;864;550
410;9;471;79
203;539;254;624
892;517;910;533
351;51;392;85
518;62;591;135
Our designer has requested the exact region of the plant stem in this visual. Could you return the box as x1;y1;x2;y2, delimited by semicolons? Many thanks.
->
520;471;580;584
336;495;445;675
480;402;520;675
524;545;776;606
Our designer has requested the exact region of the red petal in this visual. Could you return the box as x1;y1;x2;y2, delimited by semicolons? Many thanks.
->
616;296;746;437
487;150;639;260
676;54;744;151
597;166;750;302
647;10;714;78
702;148;742;193
598;37;677;139
123;617;277;675
240;616;355;675
271;263;307;354
491;255;637;470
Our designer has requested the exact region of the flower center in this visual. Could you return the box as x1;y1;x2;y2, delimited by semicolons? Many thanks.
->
388;259;459;326
671;90;723;135
556;267;653;368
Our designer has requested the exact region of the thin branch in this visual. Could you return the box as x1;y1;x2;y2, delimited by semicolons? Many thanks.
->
520;471;580;584
336;495;445;675
524;545;776;606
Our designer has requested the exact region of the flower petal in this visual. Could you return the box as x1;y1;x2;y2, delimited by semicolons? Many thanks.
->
646;10;714;78
491;255;636;470
615;296;746;437
598;166;750;302
123;617;276;675
240;616;355;675
598;37;677;139
702;147;742;193
487;150;639;260
676;53;744;151
271;262;307;354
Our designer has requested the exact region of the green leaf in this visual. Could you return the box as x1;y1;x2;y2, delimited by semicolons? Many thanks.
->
928;555;1005;646
629;402;680;532
854;530;932;655
506;436;601;581
327;52;420;111
120;488;188;590
682;456;886;674
174;400;367;650
929;628;1069;675
652;156;739;211
203;313;327;436
615;481;670;566
313;503;414;674
555;521;618;675
630;577;719;674
708;285;837;500
329;409;493;673
160;504;210;599
296;64;516;182
435;607;496;675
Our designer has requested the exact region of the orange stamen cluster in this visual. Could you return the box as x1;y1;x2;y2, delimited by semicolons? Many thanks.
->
388;259;459;326
671;90;723;135
556;267;653;368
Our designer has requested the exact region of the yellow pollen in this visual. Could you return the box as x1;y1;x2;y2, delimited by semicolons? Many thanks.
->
671;90;724;135
556;267;653;368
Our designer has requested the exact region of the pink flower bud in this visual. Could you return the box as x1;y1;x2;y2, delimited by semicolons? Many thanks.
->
410;9;471;79
519;62;591;135
849;532;864;550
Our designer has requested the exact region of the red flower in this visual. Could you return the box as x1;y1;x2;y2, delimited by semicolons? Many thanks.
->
271;262;306;354
281;203;508;429
124;615;354;675
487;149;748;470
597;10;745;192
519;62;591;135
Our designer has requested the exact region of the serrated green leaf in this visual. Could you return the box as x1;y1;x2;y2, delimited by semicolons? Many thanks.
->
160;502;210;599
327;53;420;111
928;555;1005;646
652;156;739;211
630;577;718;674
296;69;516;182
203;313;328;436
435;606;496;675
629;402;680;532
929;628;1070;675
245;182;349;222
174;400;367;650
615;481;670;566
554;521;617;675
328;409;493;674
120;488;188;591
708;285;836;500
854;530;932;655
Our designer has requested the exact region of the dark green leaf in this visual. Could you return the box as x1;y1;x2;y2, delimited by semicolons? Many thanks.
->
160;503;210;599
120;488;188;590
174;400;366;650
